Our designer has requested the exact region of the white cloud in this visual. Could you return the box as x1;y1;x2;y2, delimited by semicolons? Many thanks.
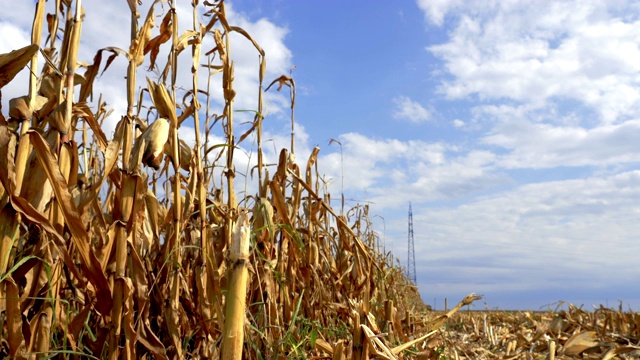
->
416;0;464;26
224;4;293;117
314;133;450;202
310;131;509;211
470;101;640;169
426;1;640;123
415;1;640;171
0;23;30;53
392;95;431;123
484;119;640;169
452;119;464;128
0;4;41;114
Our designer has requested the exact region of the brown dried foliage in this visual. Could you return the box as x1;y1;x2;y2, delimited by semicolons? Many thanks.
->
3;1;638;360
418;303;640;359
0;1;437;359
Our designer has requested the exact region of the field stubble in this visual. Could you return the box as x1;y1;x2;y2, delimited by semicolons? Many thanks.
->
429;303;640;359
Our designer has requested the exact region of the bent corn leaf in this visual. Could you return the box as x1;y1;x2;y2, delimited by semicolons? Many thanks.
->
28;129;112;315
0;44;39;89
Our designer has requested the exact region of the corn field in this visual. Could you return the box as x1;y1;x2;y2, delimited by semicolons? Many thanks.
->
3;1;640;359
0;1;436;358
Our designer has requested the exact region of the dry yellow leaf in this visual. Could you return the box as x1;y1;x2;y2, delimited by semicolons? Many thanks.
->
562;330;598;356
130;4;155;66
0;44;39;89
9;95;48;121
145;10;173;71
602;345;640;360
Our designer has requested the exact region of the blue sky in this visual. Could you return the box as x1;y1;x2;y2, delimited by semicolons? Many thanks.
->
3;1;640;310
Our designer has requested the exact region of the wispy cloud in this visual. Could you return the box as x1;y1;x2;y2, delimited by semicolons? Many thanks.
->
416;0;464;26
392;95;431;123
452;119;465;128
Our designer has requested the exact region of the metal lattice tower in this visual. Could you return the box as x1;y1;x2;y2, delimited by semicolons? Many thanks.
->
407;202;417;284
